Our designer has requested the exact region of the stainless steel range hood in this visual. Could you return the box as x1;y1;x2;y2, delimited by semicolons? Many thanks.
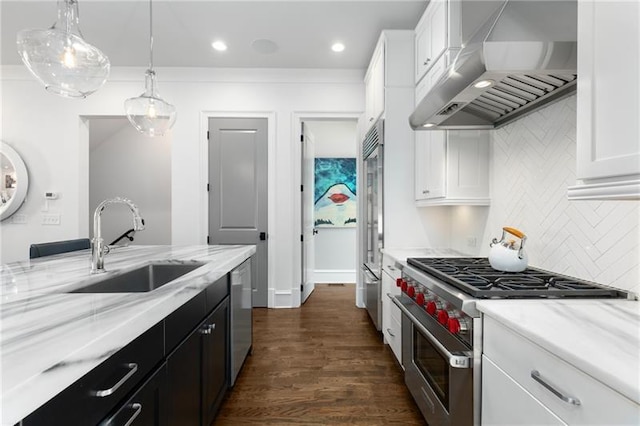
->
410;0;577;131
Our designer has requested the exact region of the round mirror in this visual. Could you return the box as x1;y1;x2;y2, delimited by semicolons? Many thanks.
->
0;141;29;221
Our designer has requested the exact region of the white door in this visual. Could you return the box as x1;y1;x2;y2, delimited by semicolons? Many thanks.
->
301;123;316;303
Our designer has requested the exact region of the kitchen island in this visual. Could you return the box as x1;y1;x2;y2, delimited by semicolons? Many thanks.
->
0;244;255;426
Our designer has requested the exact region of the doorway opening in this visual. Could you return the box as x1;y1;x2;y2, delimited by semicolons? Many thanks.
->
299;117;359;305
87;117;172;246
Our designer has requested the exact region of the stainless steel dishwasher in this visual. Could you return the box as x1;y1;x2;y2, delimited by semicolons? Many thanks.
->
230;258;253;385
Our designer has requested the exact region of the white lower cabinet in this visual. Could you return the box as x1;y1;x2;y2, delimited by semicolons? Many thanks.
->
415;129;490;206
482;316;640;425
482;355;566;426
381;255;402;365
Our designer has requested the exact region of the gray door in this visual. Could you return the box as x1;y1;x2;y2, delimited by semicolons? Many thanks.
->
208;117;268;307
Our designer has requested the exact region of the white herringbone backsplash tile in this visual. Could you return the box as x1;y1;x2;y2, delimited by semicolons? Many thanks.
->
487;96;639;294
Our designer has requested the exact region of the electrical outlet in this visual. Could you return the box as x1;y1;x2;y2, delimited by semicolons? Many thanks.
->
466;236;477;248
10;214;27;224
42;213;61;225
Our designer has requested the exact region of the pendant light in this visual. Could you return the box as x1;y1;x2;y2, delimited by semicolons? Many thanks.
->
124;0;176;137
16;0;110;98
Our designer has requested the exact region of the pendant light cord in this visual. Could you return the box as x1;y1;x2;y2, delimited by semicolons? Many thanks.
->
148;0;154;70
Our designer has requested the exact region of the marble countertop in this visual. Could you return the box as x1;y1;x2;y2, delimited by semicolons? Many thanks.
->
0;244;255;426
477;299;640;405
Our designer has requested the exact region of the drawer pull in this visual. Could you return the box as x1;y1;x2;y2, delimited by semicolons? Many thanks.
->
93;363;138;397
123;403;142;426
386;265;396;271
531;370;581;406
386;328;395;337
200;323;216;335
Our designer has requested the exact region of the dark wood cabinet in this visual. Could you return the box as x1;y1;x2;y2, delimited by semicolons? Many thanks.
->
100;363;168;426
22;323;164;426
202;299;229;426
166;297;229;426
19;270;235;426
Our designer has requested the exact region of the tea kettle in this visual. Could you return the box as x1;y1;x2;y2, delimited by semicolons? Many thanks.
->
489;227;528;272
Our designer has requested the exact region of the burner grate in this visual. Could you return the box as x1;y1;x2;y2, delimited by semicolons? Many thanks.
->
406;257;625;299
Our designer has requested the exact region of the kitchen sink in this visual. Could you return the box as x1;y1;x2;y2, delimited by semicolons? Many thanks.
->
70;261;206;293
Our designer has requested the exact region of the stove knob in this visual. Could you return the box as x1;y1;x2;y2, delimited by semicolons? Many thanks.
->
401;280;408;292
447;318;461;334
396;278;403;287
437;309;449;325
425;300;442;315
415;293;425;306
407;285;416;298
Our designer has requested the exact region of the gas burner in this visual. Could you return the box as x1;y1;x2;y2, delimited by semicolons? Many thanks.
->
455;273;492;290
406;257;626;299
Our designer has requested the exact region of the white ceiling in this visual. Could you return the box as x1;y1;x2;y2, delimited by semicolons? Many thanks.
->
1;0;427;69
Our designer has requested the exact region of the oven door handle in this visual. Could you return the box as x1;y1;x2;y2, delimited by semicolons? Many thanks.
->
390;294;472;369
361;266;379;283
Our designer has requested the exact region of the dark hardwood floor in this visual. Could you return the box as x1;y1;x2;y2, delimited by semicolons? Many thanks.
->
215;284;427;425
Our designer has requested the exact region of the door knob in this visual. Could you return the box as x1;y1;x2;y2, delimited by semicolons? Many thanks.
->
313;229;318;235
259;232;267;241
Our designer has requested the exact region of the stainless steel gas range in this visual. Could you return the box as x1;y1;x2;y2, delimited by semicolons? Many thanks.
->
392;257;631;426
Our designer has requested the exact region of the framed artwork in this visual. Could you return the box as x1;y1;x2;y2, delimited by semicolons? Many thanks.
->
314;157;356;227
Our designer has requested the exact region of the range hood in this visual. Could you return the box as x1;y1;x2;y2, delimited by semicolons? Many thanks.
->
410;0;577;130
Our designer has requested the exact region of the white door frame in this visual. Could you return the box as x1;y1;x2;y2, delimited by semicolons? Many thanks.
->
292;112;363;308
200;111;276;307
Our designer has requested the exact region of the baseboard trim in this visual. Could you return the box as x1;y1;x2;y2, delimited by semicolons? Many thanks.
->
314;269;356;283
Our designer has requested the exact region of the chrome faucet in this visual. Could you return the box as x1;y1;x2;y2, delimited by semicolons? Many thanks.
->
91;197;145;274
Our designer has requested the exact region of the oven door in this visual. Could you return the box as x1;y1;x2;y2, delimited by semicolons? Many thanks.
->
393;296;473;426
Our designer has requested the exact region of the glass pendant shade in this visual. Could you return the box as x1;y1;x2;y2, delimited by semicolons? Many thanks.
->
16;0;110;98
125;70;177;137
125;0;176;136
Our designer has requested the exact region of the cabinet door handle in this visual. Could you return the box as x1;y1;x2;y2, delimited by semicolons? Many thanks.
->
423;58;431;65
369;117;374;122
123;403;142;426
92;363;138;397
422;189;430;194
200;323;216;335
531;370;581;406
386;328;395;337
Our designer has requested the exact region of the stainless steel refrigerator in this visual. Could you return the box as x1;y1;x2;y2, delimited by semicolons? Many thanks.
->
361;120;384;331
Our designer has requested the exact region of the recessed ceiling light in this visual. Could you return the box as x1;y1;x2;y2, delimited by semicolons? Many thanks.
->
212;41;227;52
422;123;435;128
474;79;494;89
331;42;345;53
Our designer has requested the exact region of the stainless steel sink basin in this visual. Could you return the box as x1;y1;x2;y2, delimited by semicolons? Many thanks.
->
71;261;206;293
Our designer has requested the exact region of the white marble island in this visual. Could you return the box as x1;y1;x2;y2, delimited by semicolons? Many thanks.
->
0;244;255;426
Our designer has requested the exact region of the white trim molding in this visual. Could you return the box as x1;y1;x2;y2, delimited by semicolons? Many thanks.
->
314;269;357;284
568;178;640;200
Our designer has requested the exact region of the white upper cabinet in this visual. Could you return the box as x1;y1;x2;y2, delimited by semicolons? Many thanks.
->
364;43;385;130
415;0;447;83
569;0;640;199
415;130;490;206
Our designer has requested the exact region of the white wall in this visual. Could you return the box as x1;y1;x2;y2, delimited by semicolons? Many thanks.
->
89;117;171;245
445;96;640;295
305;120;358;283
0;66;364;308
